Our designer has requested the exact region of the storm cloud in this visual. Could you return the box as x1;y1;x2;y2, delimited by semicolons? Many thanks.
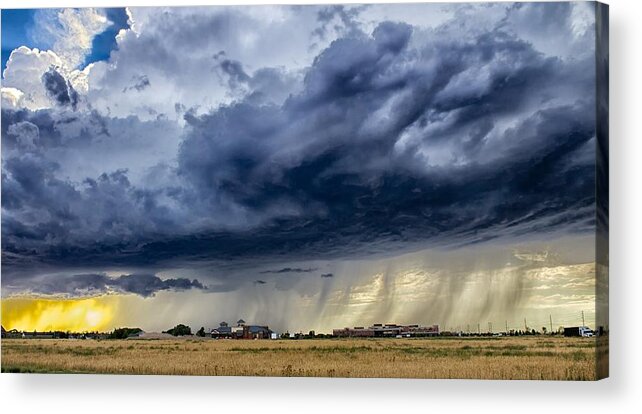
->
20;273;205;298
1;3;599;296
260;268;317;274
122;75;151;92
41;67;79;109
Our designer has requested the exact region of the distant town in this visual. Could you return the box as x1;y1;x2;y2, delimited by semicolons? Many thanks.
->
1;319;607;340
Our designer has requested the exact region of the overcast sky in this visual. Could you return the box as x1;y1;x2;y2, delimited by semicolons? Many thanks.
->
1;3;600;333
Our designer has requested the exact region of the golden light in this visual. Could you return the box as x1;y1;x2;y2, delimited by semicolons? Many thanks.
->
1;296;118;332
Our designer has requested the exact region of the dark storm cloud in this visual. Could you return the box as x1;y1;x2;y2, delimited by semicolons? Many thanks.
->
2;109;63;150
212;51;251;90
260;267;317;274
41;67;79;110
172;21;595;260
111;273;204;297
2;8;598;280
20;272;205;297
122;75;151;92
1;152;186;271
0;109;114;170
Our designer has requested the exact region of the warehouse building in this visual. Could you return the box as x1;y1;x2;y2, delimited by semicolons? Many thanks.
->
333;323;439;338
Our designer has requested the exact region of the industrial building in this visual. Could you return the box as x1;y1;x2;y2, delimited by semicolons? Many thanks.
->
333;323;440;338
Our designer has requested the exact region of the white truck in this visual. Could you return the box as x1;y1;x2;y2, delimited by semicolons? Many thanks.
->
564;326;594;337
579;326;594;337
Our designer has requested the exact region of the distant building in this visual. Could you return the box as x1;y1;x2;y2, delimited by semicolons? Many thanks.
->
333;327;376;337
211;321;234;339
242;325;272;339
7;329;22;339
333;323;440;338
1;326;22;339
22;331;55;339
211;320;273;339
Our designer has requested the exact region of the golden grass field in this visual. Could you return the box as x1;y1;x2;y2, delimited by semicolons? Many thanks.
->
1;336;603;380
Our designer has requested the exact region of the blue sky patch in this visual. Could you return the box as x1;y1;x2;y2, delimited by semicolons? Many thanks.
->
1;9;37;74
82;8;129;68
1;8;128;75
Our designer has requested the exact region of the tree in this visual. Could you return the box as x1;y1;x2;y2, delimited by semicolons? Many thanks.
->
108;327;143;339
163;324;192;336
196;327;206;337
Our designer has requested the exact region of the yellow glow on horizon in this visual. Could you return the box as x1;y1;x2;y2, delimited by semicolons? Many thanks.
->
1;296;119;332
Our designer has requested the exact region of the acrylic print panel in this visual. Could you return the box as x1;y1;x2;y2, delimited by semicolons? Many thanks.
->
1;2;608;380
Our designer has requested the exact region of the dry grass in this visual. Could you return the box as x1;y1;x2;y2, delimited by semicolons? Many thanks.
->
1;336;600;380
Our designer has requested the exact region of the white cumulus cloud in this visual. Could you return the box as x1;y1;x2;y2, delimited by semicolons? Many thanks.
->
30;8;109;69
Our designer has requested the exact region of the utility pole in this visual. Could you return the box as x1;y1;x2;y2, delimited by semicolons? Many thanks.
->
524;318;527;331
477;323;480;334
582;310;585;327
505;320;508;333
488;322;492;333
467;324;470;333
549;315;553;334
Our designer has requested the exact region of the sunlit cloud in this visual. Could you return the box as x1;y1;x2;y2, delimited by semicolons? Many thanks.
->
1;296;118;332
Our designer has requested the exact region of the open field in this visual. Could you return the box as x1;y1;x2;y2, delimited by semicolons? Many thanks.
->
1;336;601;380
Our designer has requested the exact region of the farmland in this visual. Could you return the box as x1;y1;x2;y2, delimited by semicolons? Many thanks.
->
1;336;600;380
